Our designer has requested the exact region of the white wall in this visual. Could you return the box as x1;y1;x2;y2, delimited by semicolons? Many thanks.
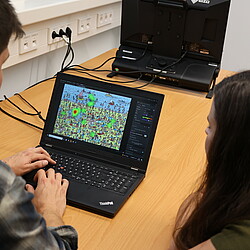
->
221;0;250;72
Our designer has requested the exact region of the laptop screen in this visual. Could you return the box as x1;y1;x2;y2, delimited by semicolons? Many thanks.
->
52;84;132;152
41;73;164;172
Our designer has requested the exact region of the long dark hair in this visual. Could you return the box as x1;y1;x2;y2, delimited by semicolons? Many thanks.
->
173;71;250;249
0;0;24;54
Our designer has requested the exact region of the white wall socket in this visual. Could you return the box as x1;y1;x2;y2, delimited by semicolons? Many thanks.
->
48;23;72;45
19;32;39;54
78;16;96;34
97;11;113;28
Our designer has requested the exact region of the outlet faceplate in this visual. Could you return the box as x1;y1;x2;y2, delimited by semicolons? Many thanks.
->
48;24;72;45
19;32;39;54
78;17;92;34
97;11;113;28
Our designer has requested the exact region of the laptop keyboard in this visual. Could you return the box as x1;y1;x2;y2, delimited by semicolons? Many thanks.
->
46;152;139;195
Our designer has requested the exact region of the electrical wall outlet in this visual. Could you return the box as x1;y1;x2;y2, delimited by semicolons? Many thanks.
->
78;16;95;34
19;32;39;54
48;23;72;45
97;11;113;28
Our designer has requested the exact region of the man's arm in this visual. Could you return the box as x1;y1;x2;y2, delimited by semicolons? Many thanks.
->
0;161;77;249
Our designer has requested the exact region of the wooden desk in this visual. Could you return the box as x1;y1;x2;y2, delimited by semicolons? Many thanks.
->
0;49;234;249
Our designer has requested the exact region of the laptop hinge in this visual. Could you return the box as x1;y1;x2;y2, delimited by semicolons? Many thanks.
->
42;143;145;174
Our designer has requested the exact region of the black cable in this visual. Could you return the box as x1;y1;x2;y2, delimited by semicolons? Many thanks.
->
15;93;46;121
64;67;143;84
130;43;150;61
0;107;43;130
63;56;117;73
63;63;147;75
61;44;71;71
0;93;46;130
136;50;188;88
132;50;188;89
151;51;188;81
4;94;46;122
91;56;117;70
135;78;154;89
65;45;75;69
61;28;74;71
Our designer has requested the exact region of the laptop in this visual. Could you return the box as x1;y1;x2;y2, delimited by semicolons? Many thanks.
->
25;72;164;218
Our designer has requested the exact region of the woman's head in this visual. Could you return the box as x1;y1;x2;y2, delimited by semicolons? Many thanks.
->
174;71;250;249
205;102;216;156
206;71;250;184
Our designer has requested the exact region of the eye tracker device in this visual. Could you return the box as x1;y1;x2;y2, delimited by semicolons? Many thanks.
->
112;0;231;97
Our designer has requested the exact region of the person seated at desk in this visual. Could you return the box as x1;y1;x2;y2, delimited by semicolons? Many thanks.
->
0;1;77;249
169;71;250;250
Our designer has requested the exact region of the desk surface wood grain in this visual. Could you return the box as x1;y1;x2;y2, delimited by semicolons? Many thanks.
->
0;49;234;249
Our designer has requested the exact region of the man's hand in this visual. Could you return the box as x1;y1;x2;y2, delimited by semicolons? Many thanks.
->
2;147;56;176
26;168;69;227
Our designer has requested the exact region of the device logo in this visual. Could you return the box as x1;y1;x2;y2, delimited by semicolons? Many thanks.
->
99;201;114;206
191;0;210;4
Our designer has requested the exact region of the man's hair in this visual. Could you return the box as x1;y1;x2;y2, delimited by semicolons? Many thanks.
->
173;71;250;249
0;0;24;54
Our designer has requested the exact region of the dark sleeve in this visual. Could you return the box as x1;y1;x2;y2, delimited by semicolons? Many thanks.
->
211;220;250;250
49;226;78;250
0;161;78;249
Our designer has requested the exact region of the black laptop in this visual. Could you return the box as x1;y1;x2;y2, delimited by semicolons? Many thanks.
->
29;72;164;218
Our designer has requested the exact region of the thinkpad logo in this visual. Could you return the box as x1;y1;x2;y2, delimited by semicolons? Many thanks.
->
99;201;114;206
191;0;210;4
